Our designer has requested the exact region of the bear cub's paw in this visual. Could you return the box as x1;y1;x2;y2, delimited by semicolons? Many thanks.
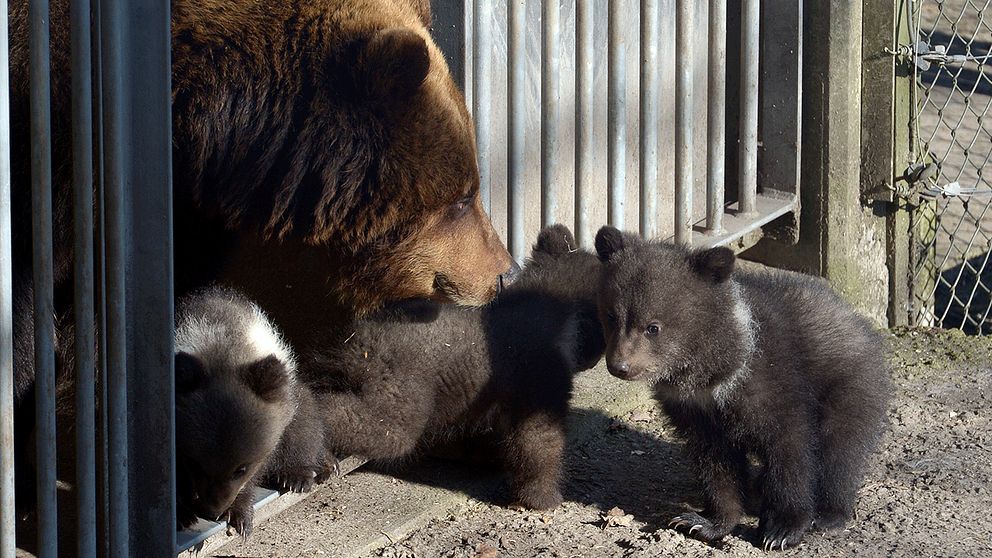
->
270;466;321;493
315;452;341;484
812;508;851;532
759;511;812;551
224;498;255;539
511;485;564;511
669;512;734;543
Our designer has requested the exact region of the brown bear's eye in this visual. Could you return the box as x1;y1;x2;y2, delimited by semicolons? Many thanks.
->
449;194;474;219
646;323;660;336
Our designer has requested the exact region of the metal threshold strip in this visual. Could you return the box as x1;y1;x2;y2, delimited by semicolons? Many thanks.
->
176;456;368;555
685;192;798;249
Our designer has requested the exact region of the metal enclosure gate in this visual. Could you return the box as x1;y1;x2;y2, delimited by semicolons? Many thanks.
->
1;0;174;556
906;0;992;334
433;0;803;261
0;1;806;557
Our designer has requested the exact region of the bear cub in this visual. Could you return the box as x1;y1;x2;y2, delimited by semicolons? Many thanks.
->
306;225;603;510
174;287;333;537
594;226;892;550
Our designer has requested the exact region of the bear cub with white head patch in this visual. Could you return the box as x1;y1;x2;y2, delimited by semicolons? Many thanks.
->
174;287;333;537
594;226;891;551
306;225;603;510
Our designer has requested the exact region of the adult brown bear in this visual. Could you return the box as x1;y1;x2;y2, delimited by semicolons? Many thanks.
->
8;0;514;394
7;0;514;515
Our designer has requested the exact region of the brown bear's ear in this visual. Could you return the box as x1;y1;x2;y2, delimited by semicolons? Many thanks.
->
239;355;291;403
353;28;430;107
595;226;626;262
175;352;206;394
689;246;736;283
534;224;577;257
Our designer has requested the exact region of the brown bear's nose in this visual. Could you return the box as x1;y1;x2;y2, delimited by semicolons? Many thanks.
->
498;260;523;293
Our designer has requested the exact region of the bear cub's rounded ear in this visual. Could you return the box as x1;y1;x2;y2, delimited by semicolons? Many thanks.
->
689;246;736;283
595;226;625;262
239;355;291;403
353;28;430;105
534;224;577;257
175;352;206;394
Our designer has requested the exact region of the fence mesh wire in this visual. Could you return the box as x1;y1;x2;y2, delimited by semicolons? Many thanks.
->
910;0;992;334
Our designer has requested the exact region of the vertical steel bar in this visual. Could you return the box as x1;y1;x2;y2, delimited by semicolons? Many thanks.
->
89;0;112;551
100;0;129;553
0;1;15;555
71;0;97;553
87;0;111;551
639;0;659;238
472;0;493;212
123;0;174;550
674;0;694;244
706;0;726;233
607;0;626;229
507;0;526;261
739;0;759;215
29;0;58;554
541;0;560;227
574;0;594;248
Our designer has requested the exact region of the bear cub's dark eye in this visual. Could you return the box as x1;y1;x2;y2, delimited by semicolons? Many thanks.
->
232;465;248;480
645;323;660;336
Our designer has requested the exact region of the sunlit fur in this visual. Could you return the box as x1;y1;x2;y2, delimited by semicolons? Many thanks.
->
595;226;892;550
305;225;603;510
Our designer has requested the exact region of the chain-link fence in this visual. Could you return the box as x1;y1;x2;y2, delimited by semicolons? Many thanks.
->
909;0;992;334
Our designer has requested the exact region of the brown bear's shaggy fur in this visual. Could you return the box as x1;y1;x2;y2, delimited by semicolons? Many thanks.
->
305;225;603;510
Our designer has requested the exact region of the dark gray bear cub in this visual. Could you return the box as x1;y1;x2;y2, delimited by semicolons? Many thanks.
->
174;287;333;537
307;225;603;510
594;226;891;551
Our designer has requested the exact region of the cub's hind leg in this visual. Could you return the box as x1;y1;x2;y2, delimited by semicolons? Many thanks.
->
813;373;888;530
502;410;567;510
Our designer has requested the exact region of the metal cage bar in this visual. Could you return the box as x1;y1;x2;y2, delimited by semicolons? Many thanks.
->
472;0;493;212
99;0;130;553
28;0;58;554
574;0;595;248
738;0;760;216
607;0;626;229
507;0;526;261
706;0;726;234
70;0;98;554
121;1;175;551
0;0;15;555
541;0;560;228
674;0;694;245
639;0;660;238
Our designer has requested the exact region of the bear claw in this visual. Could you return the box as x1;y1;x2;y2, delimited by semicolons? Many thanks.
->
668;512;731;543
759;517;809;551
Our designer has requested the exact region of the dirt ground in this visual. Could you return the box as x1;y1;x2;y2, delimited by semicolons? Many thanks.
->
370;328;992;558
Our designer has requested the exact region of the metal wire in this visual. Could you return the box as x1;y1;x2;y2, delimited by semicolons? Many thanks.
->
909;0;992;334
